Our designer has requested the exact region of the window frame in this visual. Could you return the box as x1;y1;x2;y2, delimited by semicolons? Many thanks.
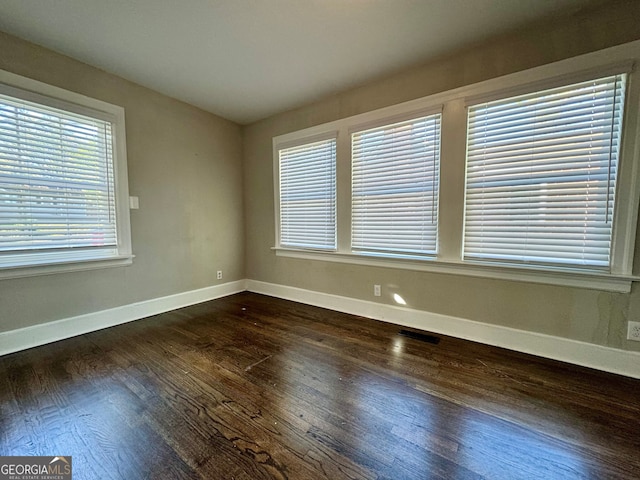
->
272;40;640;293
0;69;133;279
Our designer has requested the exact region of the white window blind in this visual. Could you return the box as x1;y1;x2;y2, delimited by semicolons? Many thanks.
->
464;74;626;269
279;138;336;250
351;114;441;256
0;92;118;262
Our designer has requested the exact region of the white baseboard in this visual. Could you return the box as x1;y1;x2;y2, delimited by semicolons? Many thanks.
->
246;279;640;379
0;280;246;357
3;278;639;379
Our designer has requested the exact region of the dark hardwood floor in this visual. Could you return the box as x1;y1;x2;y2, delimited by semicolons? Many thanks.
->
1;292;639;479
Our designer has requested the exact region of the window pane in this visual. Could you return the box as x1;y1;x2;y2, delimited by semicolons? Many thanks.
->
352;114;441;256
0;93;117;255
464;74;626;269
279;138;336;250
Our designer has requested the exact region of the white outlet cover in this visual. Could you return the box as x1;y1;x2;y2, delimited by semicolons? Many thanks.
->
628;321;640;341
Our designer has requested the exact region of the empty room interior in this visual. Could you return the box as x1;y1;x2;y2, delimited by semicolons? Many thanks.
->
1;0;640;479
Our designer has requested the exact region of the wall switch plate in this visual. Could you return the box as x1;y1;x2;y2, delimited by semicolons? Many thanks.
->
628;321;640;341
129;196;139;209
374;284;381;297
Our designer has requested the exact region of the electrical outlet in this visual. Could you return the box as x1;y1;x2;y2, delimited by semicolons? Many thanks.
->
628;321;640;341
217;270;223;280
374;284;381;297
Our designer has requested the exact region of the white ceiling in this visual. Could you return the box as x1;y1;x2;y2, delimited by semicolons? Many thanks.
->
0;0;602;124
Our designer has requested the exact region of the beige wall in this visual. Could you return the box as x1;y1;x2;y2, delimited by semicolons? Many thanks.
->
0;31;245;332
243;0;640;352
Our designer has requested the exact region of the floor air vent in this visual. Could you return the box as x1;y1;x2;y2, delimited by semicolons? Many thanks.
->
399;329;440;344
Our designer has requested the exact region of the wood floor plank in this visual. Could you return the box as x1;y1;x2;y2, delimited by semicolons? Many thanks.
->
1;292;640;479
99;325;376;480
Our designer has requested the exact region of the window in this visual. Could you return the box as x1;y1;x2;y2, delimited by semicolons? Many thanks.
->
464;75;626;270
278;137;336;250
0;71;132;277
273;41;640;292
352;114;441;256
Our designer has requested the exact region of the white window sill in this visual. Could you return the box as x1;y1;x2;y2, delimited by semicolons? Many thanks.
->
273;247;638;293
0;254;134;280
